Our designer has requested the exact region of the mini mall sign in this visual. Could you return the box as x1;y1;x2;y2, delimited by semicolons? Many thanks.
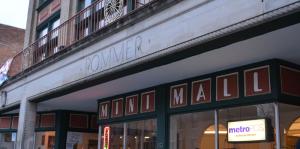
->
98;60;300;120
99;90;155;120
170;66;271;108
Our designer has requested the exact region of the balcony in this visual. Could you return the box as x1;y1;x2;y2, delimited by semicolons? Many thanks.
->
8;0;155;78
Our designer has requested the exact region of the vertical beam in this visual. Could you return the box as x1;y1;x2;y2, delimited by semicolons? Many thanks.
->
214;109;219;149
156;85;167;149
123;123;128;148
274;102;281;149
140;121;145;149
98;125;102;149
55;111;68;149
60;0;72;23
24;0;37;47
16;99;37;149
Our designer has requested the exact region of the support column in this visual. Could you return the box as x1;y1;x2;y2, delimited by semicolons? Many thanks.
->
55;111;68;149
123;123;128;148
214;109;219;149
98;125;102;149
16;99;37;149
274;103;281;149
24;0;37;47
156;85;167;149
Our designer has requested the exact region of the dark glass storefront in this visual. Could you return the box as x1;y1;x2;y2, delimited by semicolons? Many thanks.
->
100;119;157;149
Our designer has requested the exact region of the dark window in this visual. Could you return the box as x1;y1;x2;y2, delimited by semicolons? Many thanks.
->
35;17;60;63
78;0;94;11
39;0;49;6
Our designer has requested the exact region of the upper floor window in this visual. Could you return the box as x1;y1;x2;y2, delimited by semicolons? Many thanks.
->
51;19;60;39
78;0;94;11
38;27;48;46
37;17;60;43
35;17;61;62
39;0;48;6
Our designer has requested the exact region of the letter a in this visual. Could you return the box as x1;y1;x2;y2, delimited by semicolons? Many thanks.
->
196;84;206;101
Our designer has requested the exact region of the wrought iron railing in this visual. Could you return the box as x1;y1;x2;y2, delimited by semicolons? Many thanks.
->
9;0;154;77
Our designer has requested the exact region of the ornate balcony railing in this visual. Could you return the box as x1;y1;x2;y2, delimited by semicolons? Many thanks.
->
9;0;154;77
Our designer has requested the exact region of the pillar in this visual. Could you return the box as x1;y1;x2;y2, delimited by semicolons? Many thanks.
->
16;99;37;149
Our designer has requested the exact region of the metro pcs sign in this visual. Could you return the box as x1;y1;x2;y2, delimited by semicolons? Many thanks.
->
227;118;274;143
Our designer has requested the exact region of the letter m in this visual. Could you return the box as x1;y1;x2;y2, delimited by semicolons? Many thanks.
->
174;88;183;105
100;104;108;118
229;128;235;133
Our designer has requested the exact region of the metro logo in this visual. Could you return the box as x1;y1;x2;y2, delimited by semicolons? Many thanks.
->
228;126;250;133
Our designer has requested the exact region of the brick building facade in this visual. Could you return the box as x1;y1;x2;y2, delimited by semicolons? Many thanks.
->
0;24;24;76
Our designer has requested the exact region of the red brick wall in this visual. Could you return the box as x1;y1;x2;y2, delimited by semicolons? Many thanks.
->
0;24;25;76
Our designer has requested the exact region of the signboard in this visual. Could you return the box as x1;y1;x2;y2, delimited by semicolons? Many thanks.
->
66;132;83;144
227;118;274;143
103;126;110;149
170;83;187;108
280;66;300;97
244;66;271;97
216;72;239;101
98;89;156;120
191;79;211;104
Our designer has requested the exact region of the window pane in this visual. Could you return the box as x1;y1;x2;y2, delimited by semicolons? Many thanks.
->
169;111;215;149
52;19;60;30
66;132;98;149
39;28;48;38
84;0;92;8
219;104;275;149
279;103;300;149
101;123;124;149
100;119;157;149
79;0;92;11
126;119;157;149
39;27;48;47
0;132;17;149
34;131;56;149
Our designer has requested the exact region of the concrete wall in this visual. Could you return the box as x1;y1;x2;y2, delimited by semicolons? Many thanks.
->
1;0;300;108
